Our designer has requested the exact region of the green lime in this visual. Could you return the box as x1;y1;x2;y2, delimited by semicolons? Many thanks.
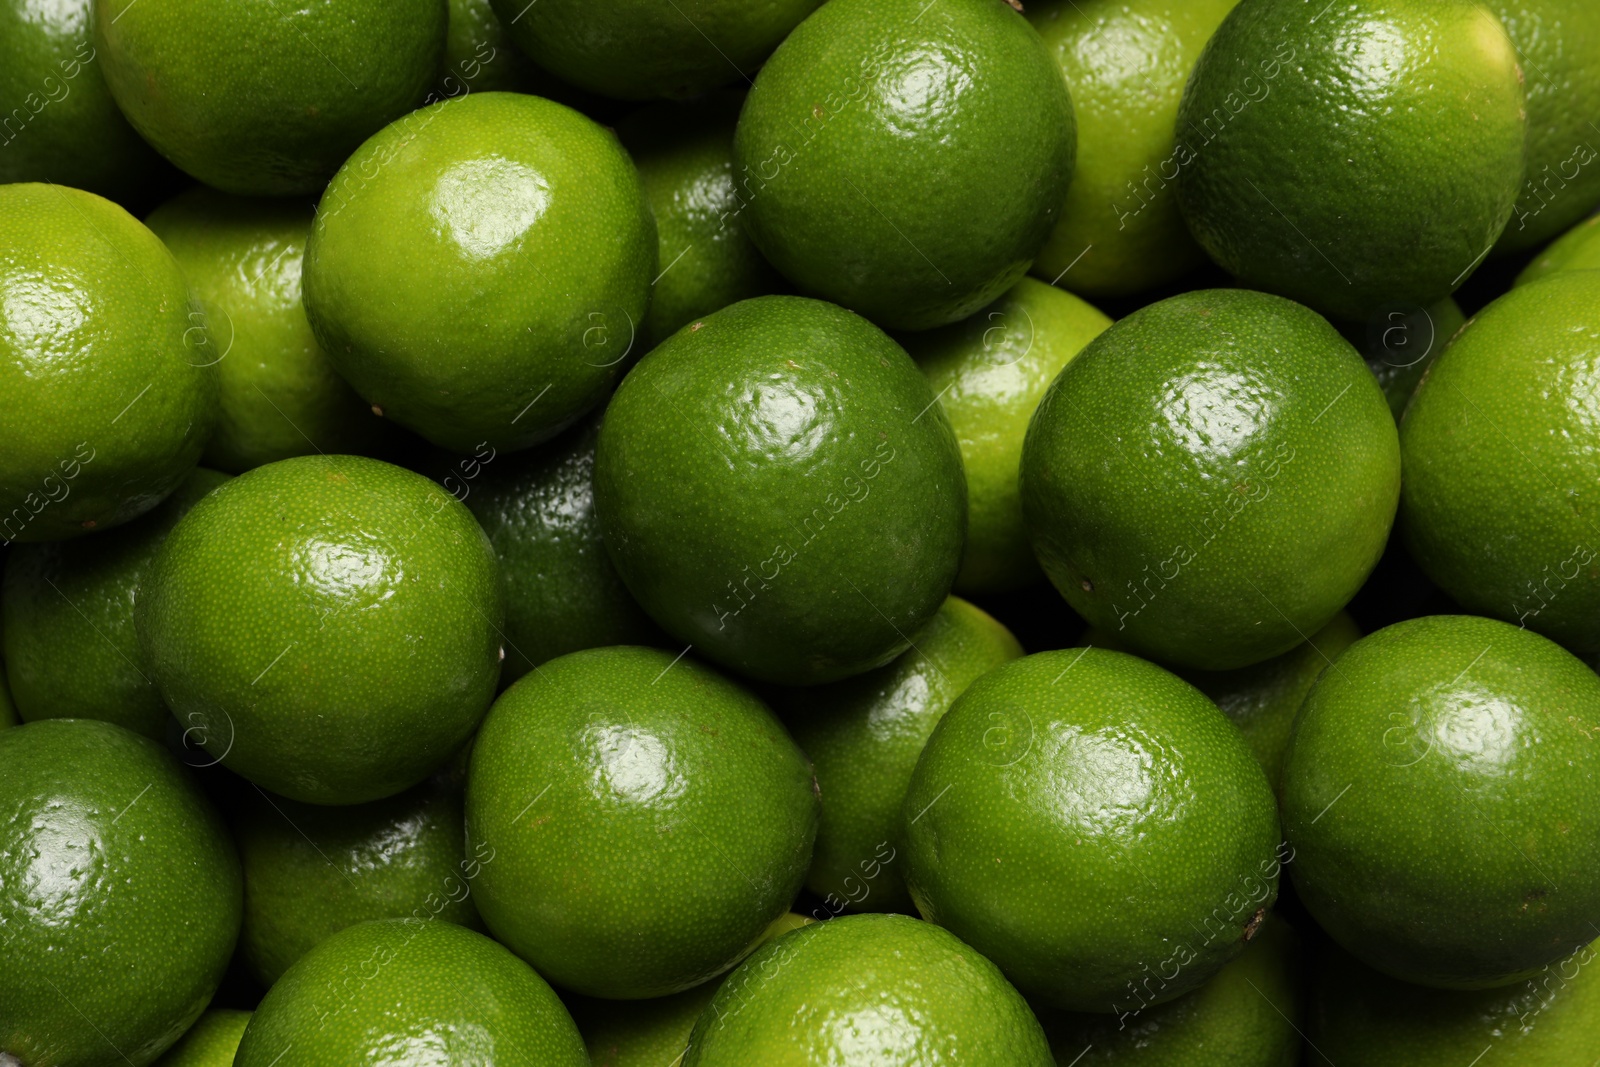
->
136;455;504;805
1176;0;1526;321
152;1010;251;1067
732;0;1076;330
0;719;241;1067
1281;615;1600;989
0;183;215;542
775;597;1023;914
466;646;818;998
303;91;656;453
617;92;783;350
1021;288;1398;670
438;0;538;96
3;467;228;739
234;919;586;1066
1026;0;1238;298
593;295;966;685
684;913;1053;1065
1518;214;1600;286
94;0;445;195
906;278;1112;593
1401;271;1600;661
1339;298;1468;422
902;648;1282;1011
145;188;388;473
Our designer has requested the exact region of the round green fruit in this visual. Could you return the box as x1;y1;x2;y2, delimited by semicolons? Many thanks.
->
1021;288;1398;670
136;455;503;805
733;0;1076;331
1281;615;1600;989
304;91;656;453
152;1010;250;1067
0;719;241;1067
1517;214;1600;286
1339;298;1467;422
466;646;818;998
902;648;1282;1011
0;183;215;542
438;0;538;96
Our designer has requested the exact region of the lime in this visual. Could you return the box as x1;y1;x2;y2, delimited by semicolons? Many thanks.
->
152;1010;250;1067
1339;298;1468;422
1517;214;1600;286
438;0;538;96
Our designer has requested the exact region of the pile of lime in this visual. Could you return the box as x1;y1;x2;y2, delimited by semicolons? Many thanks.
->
4;0;1600;1064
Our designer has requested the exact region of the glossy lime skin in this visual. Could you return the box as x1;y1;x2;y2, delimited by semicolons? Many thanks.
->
1401;272;1600;661
907;278;1112;593
618;92;784;350
234;919;587;1067
1309;941;1600;1066
902;649;1282;1011
1339;297;1467;422
1176;0;1525;322
145;188;388;474
1518;214;1600;285
0;184;215;542
684;913;1053;1065
491;0;819;101
1026;0;1237;298
0;0;172;203
151;1010;250;1067
1021;289;1399;671
136;455;504;805
733;0;1076;331
438;0;538;96
3;468;227;739
94;0;444;196
1282;615;1600;989
304;91;656;454
0;719;241;1067
1039;918;1301;1067
453;419;660;685
466;646;818;998
235;775;482;987
775;597;1023;914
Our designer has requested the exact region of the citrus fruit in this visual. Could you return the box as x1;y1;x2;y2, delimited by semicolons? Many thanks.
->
1281;615;1600;989
1021;288;1398;670
1026;0;1238;298
135;455;504;805
1339;298;1467;422
732;0;1076;330
94;0;445;195
594;295;966;685
152;1010;250;1067
303;91;656;453
465;646;818;998
1517;214;1600;285
902;648;1282;1011
0;183;215;542
906;278;1111;593
1176;0;1526;321
0;719;241;1067
2;467;227;739
775;597;1022;914
438;0;538;96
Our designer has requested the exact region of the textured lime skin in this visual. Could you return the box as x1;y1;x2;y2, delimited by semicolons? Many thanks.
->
1401;272;1600;661
0;184;215;542
775;597;1022;914
1339;297;1467;422
453;419;660;685
466;646;818;998
1039;918;1301;1066
136;455;504;805
902;649;1282;1011
234;919;587;1067
1309;941;1600;1066
1517;215;1600;285
684;913;1052;1065
907;279;1111;593
438;0;538;96
94;0;444;196
145;188;387;474
1282;615;1600;989
618;92;784;349
491;0;819;101
733;0;1076;331
235;775;482;987
0;720;241;1067
1176;0;1526;322
151;1010;250;1067
3;468;228;738
1491;0;1600;254
304;91;656;453
1027;0;1237;298
0;0;172;203
1021;289;1398;671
